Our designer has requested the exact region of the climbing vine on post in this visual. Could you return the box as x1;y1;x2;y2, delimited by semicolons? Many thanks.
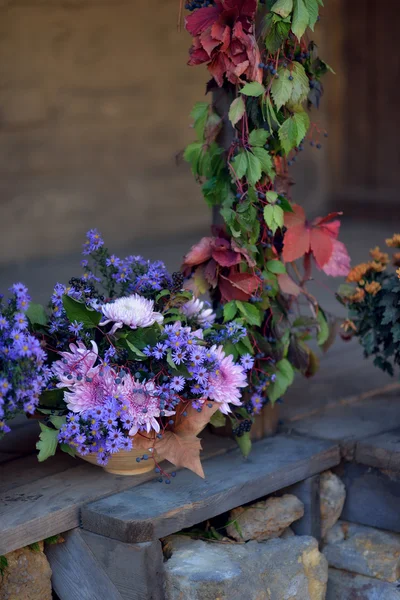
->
181;0;351;443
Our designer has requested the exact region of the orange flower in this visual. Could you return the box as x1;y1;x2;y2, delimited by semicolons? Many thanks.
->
348;287;365;303
341;319;357;333
369;260;386;273
364;281;382;296
346;263;371;283
386;234;400;248
393;252;400;267
369;247;390;264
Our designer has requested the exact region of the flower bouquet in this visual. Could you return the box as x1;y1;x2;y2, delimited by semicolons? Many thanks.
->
338;235;400;377
1;230;251;479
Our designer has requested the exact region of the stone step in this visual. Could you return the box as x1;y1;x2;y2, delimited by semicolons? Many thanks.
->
327;568;400;599
81;434;340;544
323;521;400;583
164;534;328;600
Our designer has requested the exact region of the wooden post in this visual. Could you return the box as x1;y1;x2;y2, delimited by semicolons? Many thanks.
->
283;475;322;542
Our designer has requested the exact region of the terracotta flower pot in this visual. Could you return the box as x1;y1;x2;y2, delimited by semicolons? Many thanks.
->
77;445;163;476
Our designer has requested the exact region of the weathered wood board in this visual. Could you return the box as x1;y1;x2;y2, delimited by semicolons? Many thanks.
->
355;428;400;472
81;435;340;544
0;431;236;555
282;475;321;540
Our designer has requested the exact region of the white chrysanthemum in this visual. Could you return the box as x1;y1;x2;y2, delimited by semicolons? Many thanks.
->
181;298;216;328
99;294;163;334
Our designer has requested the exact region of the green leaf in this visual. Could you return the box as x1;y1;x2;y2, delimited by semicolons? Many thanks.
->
235;431;252;457
292;0;309;39
236;301;262;327
125;339;146;359
317;308;329;345
240;81;265;97
246;151;262;186
190;102;209;140
265;20;291;53
36;423;59;462
249;129;270;147
223;301;238;322
266;191;278;204
228;96;246;126
0;555;8;576
264;204;284;234
293;111;310;145
29;542;41;552
278;116;298;155
305;0;319;29
271;68;292;110
60;443;76;457
210;410;227;428
265;95;280;131
38;388;65;409
268;358;295;403
240;334;255;355
62;296;101;329
49;415;66;429
290;63;310;104
251;147;274;179
279;197;294;212
266;259;286;274
26;303;47;327
271;0;293;18
231;150;248;180
183;141;203;175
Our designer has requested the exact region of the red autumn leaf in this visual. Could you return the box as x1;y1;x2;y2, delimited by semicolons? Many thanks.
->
231;239;256;267
282;205;346;270
219;269;260;302
204;259;218;287
185;5;222;36
277;273;302;297
212;250;242;267
183;237;213;268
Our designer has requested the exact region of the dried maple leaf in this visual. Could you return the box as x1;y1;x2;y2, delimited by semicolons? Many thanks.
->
155;432;205;478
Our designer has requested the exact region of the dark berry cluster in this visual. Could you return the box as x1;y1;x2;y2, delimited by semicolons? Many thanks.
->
68;278;104;302
232;419;252;437
185;0;214;11
171;272;184;293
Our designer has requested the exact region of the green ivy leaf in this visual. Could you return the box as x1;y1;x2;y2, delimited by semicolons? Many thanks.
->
264;95;280;131
240;81;265;97
125;339;146;359
269;358;295;403
266;259;286;274
265;20;291;53
231;150;248;179
271;68;292;109
228;96;246;126
223;301;238;322
292;0;309;40
246;151;262;185
264;203;284;233
62;296;101;329
60;443;77;457
305;0;319;29
210;410;227;428
279;197;294;212
278;116;298;155
266;191;278;204
249;129;270;147
290;63;310;104
251;147;274;179
235;431;252;457
271;0;293;18
236;301;262;327
293;111;310;145
190;102;209;140
26;303;47;327
36;423;59;462
317;308;329;345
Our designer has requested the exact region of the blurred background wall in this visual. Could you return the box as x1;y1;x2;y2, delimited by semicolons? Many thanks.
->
0;0;398;302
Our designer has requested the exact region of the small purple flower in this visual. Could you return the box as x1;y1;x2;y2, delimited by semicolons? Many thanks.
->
82;229;104;255
240;354;254;370
0;316;8;330
68;321;84;336
172;349;187;365
170;376;185;392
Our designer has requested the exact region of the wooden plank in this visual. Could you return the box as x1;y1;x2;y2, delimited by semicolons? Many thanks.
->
282;391;400;459
335;462;400;533
81;435;340;544
0;431;236;555
46;529;122;600
0;452;78;494
80;530;165;600
282;476;321;541
356;429;400;472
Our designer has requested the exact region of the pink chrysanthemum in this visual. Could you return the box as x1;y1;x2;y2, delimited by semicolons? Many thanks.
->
52;341;99;388
208;345;247;414
121;376;175;437
64;367;122;414
99;294;163;334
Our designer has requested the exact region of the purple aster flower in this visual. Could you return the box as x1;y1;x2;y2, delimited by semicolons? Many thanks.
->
170;376;185;392
189;347;205;366
172;349;187;365
106;255;121;267
82;229;104;255
68;321;84;336
240;354;254;370
0;316;8;330
152;342;167;360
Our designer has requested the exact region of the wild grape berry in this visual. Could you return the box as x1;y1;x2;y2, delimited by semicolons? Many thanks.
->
171;271;184;293
288;75;293;81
